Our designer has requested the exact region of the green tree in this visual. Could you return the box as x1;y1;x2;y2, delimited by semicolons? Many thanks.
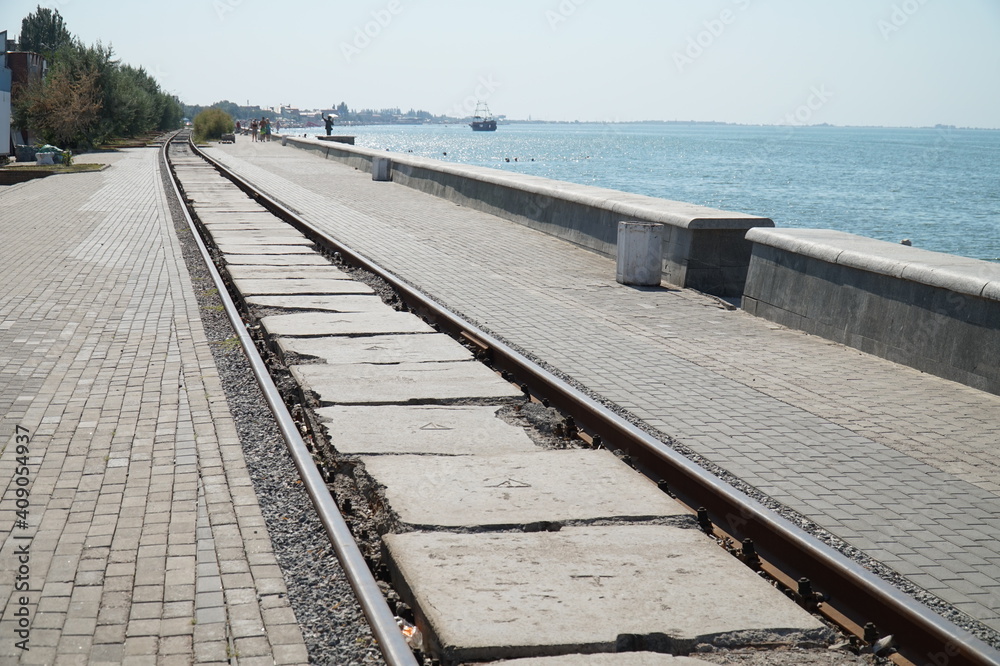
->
157;94;183;132
192;108;233;142
12;65;101;148
18;5;72;53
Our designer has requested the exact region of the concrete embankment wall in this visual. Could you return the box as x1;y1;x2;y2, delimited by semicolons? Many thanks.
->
743;228;1000;395
280;135;772;296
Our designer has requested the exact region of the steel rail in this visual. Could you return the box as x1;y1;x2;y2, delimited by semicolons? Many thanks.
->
162;134;419;666
188;138;1000;666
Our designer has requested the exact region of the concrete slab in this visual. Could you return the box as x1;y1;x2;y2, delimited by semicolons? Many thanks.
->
213;235;313;246
197;211;283;224
233;277;375;296
491;655;707;665
210;230;308;243
202;220;294;232
218;244;316;255
247;294;388;312
192;202;267;212
362;450;688;528
229;265;351;281
225;253;332;266
291;361;522;404
315;405;538;455
261;311;435;337
277;332;470;364
384;525;832;663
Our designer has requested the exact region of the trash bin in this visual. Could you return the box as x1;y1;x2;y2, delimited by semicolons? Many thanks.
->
15;145;37;163
372;156;392;181
616;221;664;286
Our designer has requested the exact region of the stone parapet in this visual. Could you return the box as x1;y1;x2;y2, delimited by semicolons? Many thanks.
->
743;227;1000;394
280;135;772;296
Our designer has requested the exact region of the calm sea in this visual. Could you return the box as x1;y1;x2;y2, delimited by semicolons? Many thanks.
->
288;123;1000;262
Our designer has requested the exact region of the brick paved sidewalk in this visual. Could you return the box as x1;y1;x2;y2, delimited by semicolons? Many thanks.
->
0;149;308;664
209;139;1000;634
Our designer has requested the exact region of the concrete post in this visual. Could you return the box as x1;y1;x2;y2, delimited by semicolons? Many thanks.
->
616;221;664;286
372;156;392;182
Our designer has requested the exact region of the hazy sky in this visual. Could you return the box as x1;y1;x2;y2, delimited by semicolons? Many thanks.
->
3;0;999;127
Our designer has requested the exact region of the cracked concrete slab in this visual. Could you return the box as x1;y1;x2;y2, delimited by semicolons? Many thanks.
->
276;333;471;364
246;294;387;313
218;244;316;254
291;361;522;404
384;525;832;664
228;265;351;281
261;311;435;337
232;278;374;296
490;655;709;665
210;231;309;245
361;449;688;528
224;254;332;266
316;405;537;455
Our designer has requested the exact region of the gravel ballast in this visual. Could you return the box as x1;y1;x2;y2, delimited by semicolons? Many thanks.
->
161;152;385;665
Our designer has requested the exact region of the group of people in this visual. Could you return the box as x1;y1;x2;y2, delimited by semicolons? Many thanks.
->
234;117;280;142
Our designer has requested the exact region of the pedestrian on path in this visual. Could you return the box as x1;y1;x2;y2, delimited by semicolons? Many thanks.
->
324;114;334;136
250;118;258;142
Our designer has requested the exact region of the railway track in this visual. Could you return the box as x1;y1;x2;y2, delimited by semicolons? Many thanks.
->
163;130;1000;666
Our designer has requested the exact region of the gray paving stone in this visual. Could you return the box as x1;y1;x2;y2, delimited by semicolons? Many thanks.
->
261;311;435;337
361;449;687;528
384;525;831;663
277;332;471;364
0;147;306;663
316;405;538;455
292;361;523;404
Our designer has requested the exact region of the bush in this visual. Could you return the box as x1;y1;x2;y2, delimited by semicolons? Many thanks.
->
192;108;233;142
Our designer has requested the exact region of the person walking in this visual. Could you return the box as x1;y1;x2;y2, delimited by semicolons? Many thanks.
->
250;118;258;142
324;114;334;136
264;117;272;142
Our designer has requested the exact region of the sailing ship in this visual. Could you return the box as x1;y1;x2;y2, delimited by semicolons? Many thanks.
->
470;101;497;132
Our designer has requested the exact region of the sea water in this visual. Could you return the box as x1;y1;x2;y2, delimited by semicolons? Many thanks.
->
292;123;1000;262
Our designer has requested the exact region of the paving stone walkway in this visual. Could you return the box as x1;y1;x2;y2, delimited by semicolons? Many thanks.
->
0;149;308;664
208;138;1000;636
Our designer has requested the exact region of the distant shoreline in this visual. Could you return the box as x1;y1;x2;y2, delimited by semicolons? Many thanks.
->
288;120;998;132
